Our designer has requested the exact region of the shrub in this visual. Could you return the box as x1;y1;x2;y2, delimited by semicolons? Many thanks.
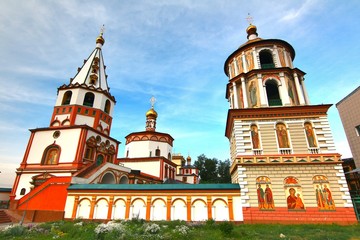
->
218;221;234;236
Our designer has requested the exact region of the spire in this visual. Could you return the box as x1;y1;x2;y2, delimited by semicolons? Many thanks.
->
145;96;158;132
69;25;109;92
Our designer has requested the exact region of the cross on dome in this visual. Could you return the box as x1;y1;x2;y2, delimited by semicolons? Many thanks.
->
150;96;156;108
246;13;253;25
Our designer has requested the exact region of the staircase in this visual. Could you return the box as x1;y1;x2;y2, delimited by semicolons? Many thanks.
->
0;210;12;224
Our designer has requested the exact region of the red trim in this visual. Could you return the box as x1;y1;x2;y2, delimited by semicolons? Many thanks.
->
21;131;35;165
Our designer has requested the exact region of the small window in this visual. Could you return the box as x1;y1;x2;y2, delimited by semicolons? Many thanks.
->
62;91;72;105
155;148;160;157
355;125;360;136
20;188;26;195
104;100;111;114
83;92;95;107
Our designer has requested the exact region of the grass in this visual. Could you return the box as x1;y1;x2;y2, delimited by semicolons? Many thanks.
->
0;219;359;240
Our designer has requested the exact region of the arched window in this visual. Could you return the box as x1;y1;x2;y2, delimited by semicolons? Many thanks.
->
266;80;282;106
104;100;111;114
168;153;171;160
61;91;72;105
256;176;275;210
155;148;160;157
20;188;26;195
83;92;95;107
96;154;104;166
41;145;60;165
259;50;274;69
119;176;129;184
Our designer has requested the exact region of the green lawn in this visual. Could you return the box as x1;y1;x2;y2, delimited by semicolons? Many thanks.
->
1;219;359;240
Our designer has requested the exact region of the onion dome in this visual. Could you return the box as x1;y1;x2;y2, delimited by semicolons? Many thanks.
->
246;24;258;40
96;34;105;45
146;107;158;119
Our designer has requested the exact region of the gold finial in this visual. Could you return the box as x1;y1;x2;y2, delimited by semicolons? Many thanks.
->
96;24;105;45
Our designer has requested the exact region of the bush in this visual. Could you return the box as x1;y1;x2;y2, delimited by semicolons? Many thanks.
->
218;221;234;236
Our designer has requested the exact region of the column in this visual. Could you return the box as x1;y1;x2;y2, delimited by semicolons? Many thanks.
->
241;53;248;73
186;196;192;221
207;196;212;220
107;196;114;220
257;74;267;107
232;82;239;109
71;196;80;219
279;73;291;106
301;77;310;104
273;45;281;68
233;58;239;75
293;73;305;105
241;77;248;108
146;196;151;221
228;196;234;221
252;48;259;69
89;196;96;219
125;196;131;219
166;196;172;220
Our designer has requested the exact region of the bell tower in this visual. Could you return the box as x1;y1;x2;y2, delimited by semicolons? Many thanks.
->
224;22;356;223
10;28;120;212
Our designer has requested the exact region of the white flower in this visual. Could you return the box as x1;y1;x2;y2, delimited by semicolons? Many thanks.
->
144;223;160;234
280;233;286;238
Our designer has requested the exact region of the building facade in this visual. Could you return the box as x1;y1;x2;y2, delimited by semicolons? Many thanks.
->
337;86;360;169
224;24;357;223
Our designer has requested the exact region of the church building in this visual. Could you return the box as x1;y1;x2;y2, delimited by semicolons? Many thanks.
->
6;22;357;224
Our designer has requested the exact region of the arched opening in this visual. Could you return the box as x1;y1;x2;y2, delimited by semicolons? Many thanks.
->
83;92;95;107
62;91;72;105
259;50;274;69
266;80;282;106
100;172;116;184
119;176;129;184
155;148;160;157
96;154;104;166
104;100;111;114
20;188;26;195
168;153;171;160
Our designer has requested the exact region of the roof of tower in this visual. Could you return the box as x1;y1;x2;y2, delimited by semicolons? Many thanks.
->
69;28;110;92
146;107;158;119
223;24;296;77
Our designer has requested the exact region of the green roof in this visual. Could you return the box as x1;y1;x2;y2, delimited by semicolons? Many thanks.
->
0;188;11;192
68;183;240;191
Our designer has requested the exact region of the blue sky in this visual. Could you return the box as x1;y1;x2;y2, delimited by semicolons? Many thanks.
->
0;0;359;187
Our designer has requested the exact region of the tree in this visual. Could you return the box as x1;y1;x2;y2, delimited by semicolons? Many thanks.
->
194;154;231;184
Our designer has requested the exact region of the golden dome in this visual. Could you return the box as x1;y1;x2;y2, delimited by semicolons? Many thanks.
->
96;35;105;45
146;108;158;118
246;24;257;36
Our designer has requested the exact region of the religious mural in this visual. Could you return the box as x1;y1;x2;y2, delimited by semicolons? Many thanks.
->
256;176;275;210
276;123;290;148
245;50;254;71
277;48;286;67
284;176;305;210
250;124;261;149
313;175;335;210
236;56;243;73
248;81;258;108
43;146;60;165
287;80;296;105
304;122;317;148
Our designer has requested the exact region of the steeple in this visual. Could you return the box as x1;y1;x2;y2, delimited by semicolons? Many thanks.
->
70;25;109;92
145;96;158;132
51;27;116;134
